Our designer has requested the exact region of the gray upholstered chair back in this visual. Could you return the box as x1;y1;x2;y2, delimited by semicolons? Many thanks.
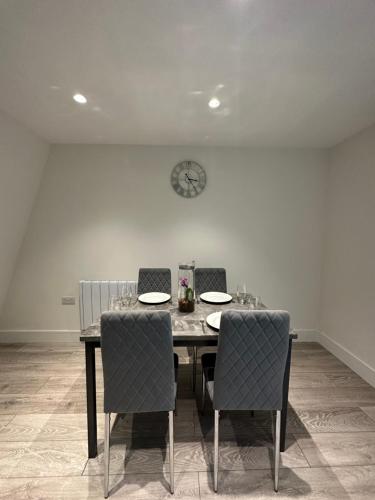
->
101;310;175;413
138;268;171;295
195;268;227;295
213;310;290;411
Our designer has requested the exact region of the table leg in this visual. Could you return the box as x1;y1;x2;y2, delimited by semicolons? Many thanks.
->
85;342;98;458
192;346;197;392
280;338;292;452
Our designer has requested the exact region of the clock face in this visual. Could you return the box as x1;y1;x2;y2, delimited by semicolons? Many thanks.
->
171;160;206;198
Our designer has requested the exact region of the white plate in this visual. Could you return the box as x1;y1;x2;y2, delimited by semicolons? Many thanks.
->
206;311;222;331
200;291;233;304
138;292;171;305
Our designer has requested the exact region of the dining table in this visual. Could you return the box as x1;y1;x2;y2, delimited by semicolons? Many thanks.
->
80;296;297;458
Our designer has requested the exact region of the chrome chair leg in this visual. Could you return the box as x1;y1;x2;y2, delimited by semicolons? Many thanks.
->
169;410;174;494
201;372;206;414
104;412;111;498
274;410;281;492
214;409;219;493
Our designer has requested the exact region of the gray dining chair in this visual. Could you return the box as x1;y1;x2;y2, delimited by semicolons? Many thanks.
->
101;310;177;498
138;268;172;295
201;310;290;493
195;268;227;296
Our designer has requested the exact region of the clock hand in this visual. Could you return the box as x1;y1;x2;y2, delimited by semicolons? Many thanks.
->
184;173;198;186
187;177;198;194
186;170;199;182
186;173;199;182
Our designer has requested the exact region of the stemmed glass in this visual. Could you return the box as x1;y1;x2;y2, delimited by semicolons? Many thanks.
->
121;284;129;307
110;282;138;311
122;282;138;307
109;295;121;311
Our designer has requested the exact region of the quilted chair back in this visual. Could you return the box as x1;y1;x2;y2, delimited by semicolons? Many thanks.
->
213;310;290;411
195;268;227;295
101;310;175;413
138;268;171;295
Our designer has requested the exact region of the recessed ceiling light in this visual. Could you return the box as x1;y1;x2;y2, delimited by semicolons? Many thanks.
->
208;97;220;109
73;93;87;104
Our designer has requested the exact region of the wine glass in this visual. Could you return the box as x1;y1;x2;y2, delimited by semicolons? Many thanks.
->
126;283;133;306
109;296;120;311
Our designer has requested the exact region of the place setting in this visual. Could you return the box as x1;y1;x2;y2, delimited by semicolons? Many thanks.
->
138;292;171;305
199;291;233;305
203;284;263;332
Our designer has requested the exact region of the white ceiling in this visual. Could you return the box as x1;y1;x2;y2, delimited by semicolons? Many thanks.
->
1;0;375;147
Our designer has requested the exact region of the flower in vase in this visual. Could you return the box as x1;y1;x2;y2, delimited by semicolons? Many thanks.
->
179;277;189;288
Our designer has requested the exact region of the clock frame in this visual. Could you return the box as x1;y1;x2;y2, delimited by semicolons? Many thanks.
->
171;160;206;198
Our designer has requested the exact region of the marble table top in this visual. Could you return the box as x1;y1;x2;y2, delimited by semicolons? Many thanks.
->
80;295;297;343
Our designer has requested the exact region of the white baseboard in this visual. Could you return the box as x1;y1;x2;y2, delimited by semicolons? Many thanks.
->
319;331;375;388
0;330;81;343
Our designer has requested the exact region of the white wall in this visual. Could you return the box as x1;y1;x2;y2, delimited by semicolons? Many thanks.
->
320;124;375;384
0;110;49;316
0;145;327;335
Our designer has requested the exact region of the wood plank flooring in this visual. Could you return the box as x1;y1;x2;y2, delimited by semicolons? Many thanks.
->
0;342;375;498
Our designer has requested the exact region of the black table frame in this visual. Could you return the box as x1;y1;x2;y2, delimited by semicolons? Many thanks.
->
82;336;293;458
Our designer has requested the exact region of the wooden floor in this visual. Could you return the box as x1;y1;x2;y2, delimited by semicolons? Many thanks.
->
1;342;375;499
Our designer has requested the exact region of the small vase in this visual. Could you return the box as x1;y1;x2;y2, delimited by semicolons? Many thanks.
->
178;262;195;313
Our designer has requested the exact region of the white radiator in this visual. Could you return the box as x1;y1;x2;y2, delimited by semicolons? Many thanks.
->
79;280;137;331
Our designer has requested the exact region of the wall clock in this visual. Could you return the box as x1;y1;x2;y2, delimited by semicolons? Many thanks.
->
171;160;207;198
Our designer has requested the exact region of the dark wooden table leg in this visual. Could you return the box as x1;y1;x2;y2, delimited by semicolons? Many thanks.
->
280;338;292;452
85;342;98;458
192;346;197;392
